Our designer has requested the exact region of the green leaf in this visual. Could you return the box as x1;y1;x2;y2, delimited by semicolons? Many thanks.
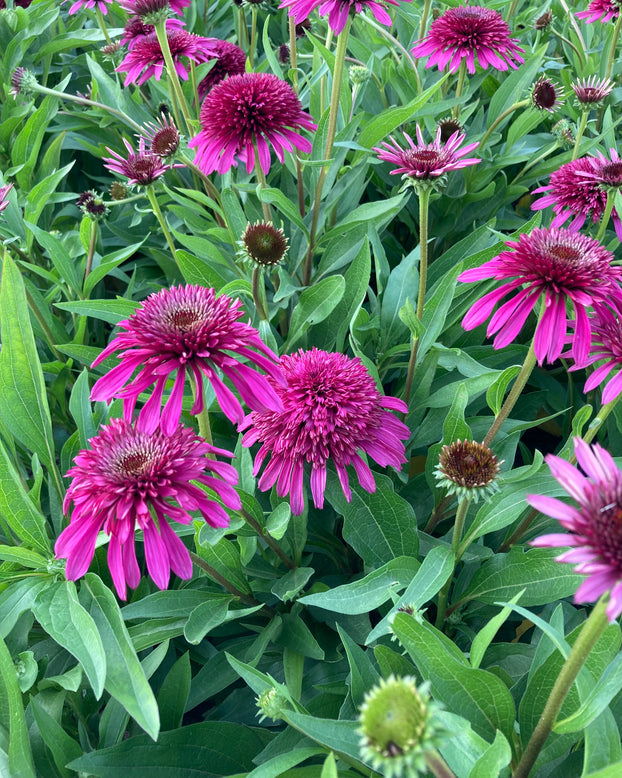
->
265;503;291;540
246;748;325;778
157;652;191;732
221;189;248;239
54;297;138;324
0;577;48;638
276;613;325;660
486;365;521;416
194;536;252;595
23;163;74;235
83;574;160;740
0;632;35;778
457;547;582;608
470;590;525;670
69;368;96;448
392;613;516;742
286;276;346;349
337;625;379;707
68;722;273;777
467;730;512;778
442;383;471;443
300;557;420;614
284;712;371;767
0;253;59;490
32;580;106;699
183;596;233;645
30;694;82;778
487;44;547;124
258;187;309;236
584;760;622;777
271;567;314;603
398;298;425;339
0;437;50;555
326;473;418;567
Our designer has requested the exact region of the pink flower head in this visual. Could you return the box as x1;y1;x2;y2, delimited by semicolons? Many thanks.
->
90;285;284;434
68;0;113;14
0;183;13;213
56;418;241;599
569;303;622;404
528;437;622;622
103;137;170;186
373;125;480;187
411;5;524;74
577;0;619;23
531;155;622;241
571;75;615;106
197;39;247;101
116;30;214;86
279;0;411;36
459;227;621;366
118;0;190;17
241;348;409;515
189;72;316;176
120;16;185;49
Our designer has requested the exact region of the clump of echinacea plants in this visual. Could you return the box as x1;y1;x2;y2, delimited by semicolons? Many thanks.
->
2;1;622;776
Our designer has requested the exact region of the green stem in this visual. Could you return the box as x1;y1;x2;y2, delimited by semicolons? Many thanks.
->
596;190;615;242
249;7;258;70
605;13;622;81
32;84;143;132
95;6;112;45
289;17;298;92
511;142;558;185
360;14;421;93
513;597;610;778
240;509;296;569
23;282;64;363
303;17;351;285
253;142;273;222
551;26;585;67
418;0;432;40
238;7;248;51
403;187;431;407
504;0;519;22
85;219;97;281
190;372;213;446
425;751;458;778
452;60;467;119
572;111;588;161
482;341;537;448
558;0;587;56
480;99;530;149
320;28;334;116
435;498;469;629
252;267;269;321
146;186;178;264
154;20;194;134
189;550;263;608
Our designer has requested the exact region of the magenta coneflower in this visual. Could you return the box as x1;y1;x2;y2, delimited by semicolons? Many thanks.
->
119;0;190;17
90;285;284;434
117;30;214;85
140;114;181;159
411;5;524;74
189;72;316;176
576;147;622;191
572;75;615;106
531;76;563;113
528;437;622;622
69;0;113;14
241;348;409;515
56;418;241;599
103;138;170;186
531;155;622;240
459;227;621;366
197;39;247;100
120;16;185;49
569;304;622;404
373;125;480;189
0;183;13;214
279;0;411;36
576;0;619;23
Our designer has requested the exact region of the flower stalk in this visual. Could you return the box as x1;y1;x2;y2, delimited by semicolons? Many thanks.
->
146;186;178;264
154;20;194;133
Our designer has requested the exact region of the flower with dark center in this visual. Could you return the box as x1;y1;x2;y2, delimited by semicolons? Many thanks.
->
278;43;290;64
119;0;189;18
572;75;614;106
459;227;621;366
69;0;113;14
103;138;170;186
140;114;181;159
55;418;241;599
411;5;524;74
568;304;622;404
279;0;411;36
575;148;622;192
436;117;462;144
77;190;108;220
117;29;214;85
531;155;622;240
189;72;316;176
110;181;128;200
531;76;563;113
238;221;289;268
196;39;247;100
577;0;620;23
10;67;38;97
529;437;622;622
373;124;480;192
358;676;445;778
435;439;501;502
241;348;409;515
90;285;284;434
534;9;553;29
120;16;183;49
0;183;13;214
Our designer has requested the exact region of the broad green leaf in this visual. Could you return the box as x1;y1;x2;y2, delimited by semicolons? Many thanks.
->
486;365;521;416
392;613;516;742
157;652;191;732
286;276;346;349
26;222;80;293
467;730;512;778
436;711;492;777
321;752;338;778
54;297;138;324
271;567;314;602
121;589;218;621
30;694;82;778
258;187;308;236
0;632;35;778
23;163;74;235
183;596;233;644
83;574;160;740
32;580;106;699
221;188;248;238
442;382;471;443
583;709;622;774
0;577;48;638
194;536;252;595
326;473;418;567
0;253;59;492
300;557;420;614
337;625;379;707
470;590;525;669
584;760;622;777
69;368;96;448
246;748;324;778
380;251;419;348
284;712;371;767
276;614;325;660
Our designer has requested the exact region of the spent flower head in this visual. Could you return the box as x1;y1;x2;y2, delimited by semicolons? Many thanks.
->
435;439;502;503
90;284;284;434
76;190;108;220
56;418;241;599
412;5;524;74
241;348;409;515
238;222;289;268
529;437;622;622
534;9;553;29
